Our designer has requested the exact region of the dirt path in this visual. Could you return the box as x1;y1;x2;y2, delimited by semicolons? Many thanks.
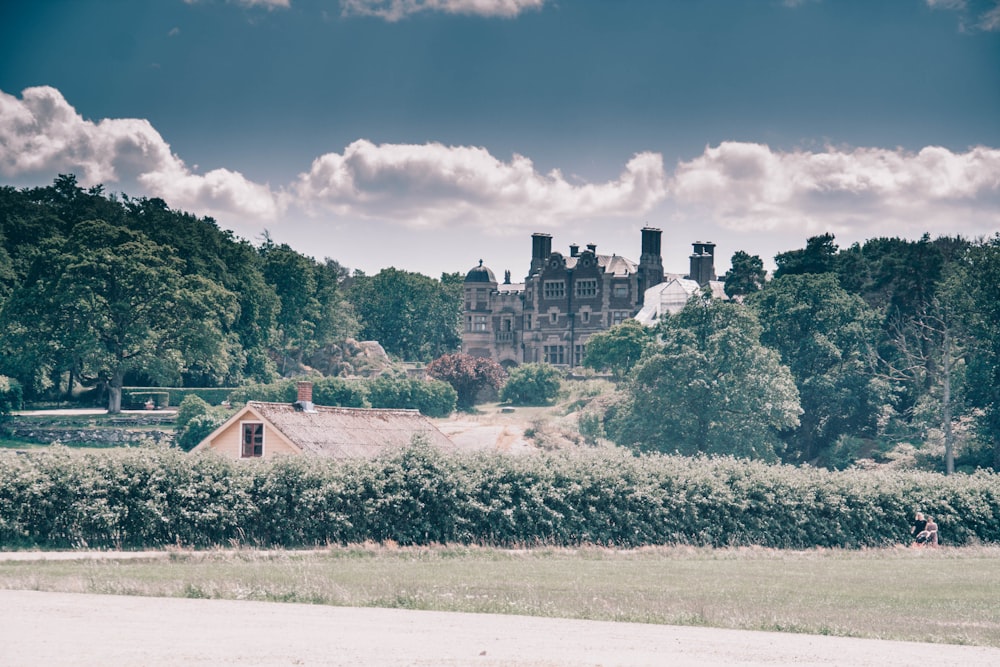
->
2;590;998;666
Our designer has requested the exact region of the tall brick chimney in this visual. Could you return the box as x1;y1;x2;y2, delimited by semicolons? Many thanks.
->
637;227;664;303
530;233;553;275
294;381;316;412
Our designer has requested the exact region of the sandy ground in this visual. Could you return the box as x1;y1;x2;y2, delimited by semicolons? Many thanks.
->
2;590;999;667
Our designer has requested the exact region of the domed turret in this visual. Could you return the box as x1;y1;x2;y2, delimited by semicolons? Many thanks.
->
464;259;497;283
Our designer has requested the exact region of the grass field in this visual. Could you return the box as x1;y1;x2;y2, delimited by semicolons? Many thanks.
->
2;544;998;647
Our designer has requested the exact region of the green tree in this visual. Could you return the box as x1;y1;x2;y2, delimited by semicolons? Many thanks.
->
1;220;237;413
426;353;507;410
773;233;838;278
724;250;767;298
963;237;1000;470
348;268;461;361
582;319;654;379
499;363;563;406
749;273;887;465
606;297;800;460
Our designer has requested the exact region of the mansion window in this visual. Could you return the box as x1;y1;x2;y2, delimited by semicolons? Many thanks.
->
575;279;598;298
549;311;559;325
544;345;565;365
574;344;585;366
581;310;591;324
612;283;628;299
543;280;565;299
525;314;533;330
612;310;629;326
242;422;263;458
473;315;488;332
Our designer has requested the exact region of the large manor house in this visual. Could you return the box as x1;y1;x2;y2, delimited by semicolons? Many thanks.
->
462;228;725;368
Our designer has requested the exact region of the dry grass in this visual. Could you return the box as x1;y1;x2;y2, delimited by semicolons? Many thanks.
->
2;544;999;647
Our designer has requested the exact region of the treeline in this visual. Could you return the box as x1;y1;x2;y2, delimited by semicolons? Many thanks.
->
0;176;461;412
590;232;1000;473
1;445;997;549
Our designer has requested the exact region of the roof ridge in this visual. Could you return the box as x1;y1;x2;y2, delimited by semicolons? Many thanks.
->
248;400;421;415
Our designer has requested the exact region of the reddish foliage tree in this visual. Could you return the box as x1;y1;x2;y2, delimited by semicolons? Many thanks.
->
426;353;507;410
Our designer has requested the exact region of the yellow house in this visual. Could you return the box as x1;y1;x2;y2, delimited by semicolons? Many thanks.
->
191;381;455;460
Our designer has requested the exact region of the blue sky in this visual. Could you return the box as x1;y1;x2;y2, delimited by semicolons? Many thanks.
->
2;0;999;278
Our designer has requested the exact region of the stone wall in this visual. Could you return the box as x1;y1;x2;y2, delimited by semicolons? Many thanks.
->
6;419;175;447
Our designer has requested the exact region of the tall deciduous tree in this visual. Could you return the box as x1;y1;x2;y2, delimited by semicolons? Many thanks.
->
606;296;801;460
749;273;887;465
348;268;461;361
963;237;1000;470
1;220;237;412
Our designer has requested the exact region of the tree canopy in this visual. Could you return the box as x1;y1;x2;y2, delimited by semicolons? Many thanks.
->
607;296;801;461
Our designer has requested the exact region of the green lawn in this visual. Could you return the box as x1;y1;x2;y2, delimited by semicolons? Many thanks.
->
2;544;998;646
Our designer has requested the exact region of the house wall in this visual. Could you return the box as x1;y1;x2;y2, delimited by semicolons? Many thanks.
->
205;417;299;460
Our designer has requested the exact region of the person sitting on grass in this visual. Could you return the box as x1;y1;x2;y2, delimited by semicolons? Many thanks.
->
910;511;927;545
915;517;939;547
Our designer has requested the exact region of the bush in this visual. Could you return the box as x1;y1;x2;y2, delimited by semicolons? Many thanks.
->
2;448;998;550
175;395;211;430
427;353;507;410
367;373;456;417
500;363;563;406
176;412;226;452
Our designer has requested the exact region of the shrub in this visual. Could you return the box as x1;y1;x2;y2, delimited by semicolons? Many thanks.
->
500;363;563;406
176;395;212;430
367;373;456;417
2;448;999;550
175;412;226;452
427;353;507;410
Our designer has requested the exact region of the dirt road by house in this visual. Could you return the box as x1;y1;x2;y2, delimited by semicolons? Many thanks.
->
2;590;999;667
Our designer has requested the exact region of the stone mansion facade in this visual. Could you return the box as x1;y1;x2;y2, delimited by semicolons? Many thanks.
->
462;228;723;367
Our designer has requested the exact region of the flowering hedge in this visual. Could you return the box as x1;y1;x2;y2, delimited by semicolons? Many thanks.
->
1;446;997;550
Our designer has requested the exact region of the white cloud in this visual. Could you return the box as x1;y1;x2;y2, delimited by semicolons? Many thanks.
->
294;140;667;230
340;0;545;21
0;86;281;220
671;142;1000;238
4;85;998;250
926;0;1000;31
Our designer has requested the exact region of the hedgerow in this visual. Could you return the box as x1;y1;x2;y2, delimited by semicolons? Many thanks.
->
0;446;997;550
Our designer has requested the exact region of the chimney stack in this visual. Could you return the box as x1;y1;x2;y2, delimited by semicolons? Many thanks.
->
638;227;664;302
569;243;580;257
530;233;553;274
586;243;597;253
688;242;717;286
294;381;316;412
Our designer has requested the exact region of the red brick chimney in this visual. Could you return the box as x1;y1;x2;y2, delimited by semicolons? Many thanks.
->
296;381;313;404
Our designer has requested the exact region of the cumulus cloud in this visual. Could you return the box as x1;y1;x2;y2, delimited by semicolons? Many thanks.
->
0;86;281;220
671;142;1000;238
340;0;545;21
294;140;668;229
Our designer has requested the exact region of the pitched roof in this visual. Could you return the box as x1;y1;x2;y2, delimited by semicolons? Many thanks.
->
563;253;638;276
247;401;456;459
